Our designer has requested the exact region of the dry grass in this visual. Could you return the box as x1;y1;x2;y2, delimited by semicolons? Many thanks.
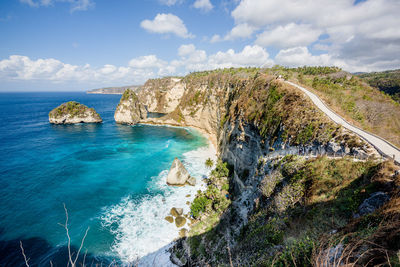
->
287;72;400;147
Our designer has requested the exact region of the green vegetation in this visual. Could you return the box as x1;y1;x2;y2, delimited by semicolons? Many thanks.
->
181;154;400;266
270;66;400;147
190;159;230;220
49;101;99;119
205;158;213;169
185;159;231;262
190;196;212;219
163;66;400;266
358;69;400;103
120;89;138;101
226;73;341;146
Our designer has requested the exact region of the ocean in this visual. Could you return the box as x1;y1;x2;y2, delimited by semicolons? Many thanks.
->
0;92;215;266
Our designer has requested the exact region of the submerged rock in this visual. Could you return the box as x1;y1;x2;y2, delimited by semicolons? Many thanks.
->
48;101;102;124
166;158;190;186
170;207;183;217
165;216;174;223
114;89;147;125
175;216;186;228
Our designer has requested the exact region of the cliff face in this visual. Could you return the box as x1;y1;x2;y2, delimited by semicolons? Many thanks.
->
136;74;228;147
113;70;382;264
48;101;102;124
115;71;377;192
114;89;147;124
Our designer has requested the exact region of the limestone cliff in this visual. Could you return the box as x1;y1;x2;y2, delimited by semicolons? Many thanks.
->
115;71;377;193
48;101;102;124
113;69;386;266
114;89;147;124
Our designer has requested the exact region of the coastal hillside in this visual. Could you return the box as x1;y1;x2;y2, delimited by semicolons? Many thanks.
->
357;69;400;103
273;66;400;147
87;85;141;94
114;67;400;265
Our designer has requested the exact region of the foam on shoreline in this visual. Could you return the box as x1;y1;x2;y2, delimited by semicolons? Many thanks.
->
101;133;216;264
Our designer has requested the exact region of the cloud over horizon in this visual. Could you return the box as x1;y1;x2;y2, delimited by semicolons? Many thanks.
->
2;0;399;90
0;45;273;87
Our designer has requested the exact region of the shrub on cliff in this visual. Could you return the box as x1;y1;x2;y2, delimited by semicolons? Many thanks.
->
191;196;212;219
210;159;229;179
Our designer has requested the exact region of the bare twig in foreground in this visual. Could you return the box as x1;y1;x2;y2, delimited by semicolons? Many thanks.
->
19;241;30;267
59;203;90;267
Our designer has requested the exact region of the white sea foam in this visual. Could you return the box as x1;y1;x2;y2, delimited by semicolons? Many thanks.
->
101;141;216;265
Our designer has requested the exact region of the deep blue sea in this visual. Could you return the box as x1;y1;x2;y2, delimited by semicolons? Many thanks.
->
0;92;214;266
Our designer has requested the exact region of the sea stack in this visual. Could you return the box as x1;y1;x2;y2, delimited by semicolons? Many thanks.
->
167;158;194;186
48;101;102;124
114;89;147;124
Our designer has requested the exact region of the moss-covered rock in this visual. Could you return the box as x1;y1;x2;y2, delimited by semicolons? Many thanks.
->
48;101;102;124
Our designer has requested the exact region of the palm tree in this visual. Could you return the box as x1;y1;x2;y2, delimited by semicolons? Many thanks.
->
205;158;214;169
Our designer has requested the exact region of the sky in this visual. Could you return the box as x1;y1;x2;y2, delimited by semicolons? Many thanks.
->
0;0;399;91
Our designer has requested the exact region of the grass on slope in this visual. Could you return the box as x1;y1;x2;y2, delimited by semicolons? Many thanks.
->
358;69;400;103
183;155;399;266
271;66;400;147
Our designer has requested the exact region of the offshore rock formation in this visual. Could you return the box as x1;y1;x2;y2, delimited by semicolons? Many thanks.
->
166;158;191;186
114;89;147;124
48;101;102;124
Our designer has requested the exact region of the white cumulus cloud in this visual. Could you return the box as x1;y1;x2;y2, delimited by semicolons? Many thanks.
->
140;13;194;39
193;0;213;12
256;23;322;48
175;44;273;71
129;55;166;69
230;0;400;71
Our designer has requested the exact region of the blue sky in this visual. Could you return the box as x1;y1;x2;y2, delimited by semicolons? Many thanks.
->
0;0;399;91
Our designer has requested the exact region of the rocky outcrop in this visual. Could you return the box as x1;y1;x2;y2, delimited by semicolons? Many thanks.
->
358;191;390;216
114;89;147;124
136;76;227;148
116;70;385;265
166;158;191;186
48;101;102;124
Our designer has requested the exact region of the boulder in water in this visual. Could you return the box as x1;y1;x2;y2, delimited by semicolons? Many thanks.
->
167;158;190;186
170;207;183;217
165;216;174;223
187;176;196;186
175;216;186;228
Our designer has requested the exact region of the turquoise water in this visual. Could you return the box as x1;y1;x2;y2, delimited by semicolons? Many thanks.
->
0;92;212;265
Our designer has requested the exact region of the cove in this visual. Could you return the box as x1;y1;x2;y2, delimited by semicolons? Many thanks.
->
0;92;215;265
